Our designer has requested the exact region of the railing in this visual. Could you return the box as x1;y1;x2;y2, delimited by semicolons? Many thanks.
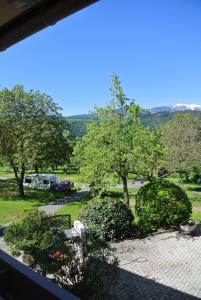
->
43;214;71;231
0;250;79;300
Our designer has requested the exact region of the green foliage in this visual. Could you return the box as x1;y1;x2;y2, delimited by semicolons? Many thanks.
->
5;208;53;255
73;75;163;205
161;113;201;178
67;118;90;138
0;85;71;195
135;179;192;231
80;197;134;241
5;207;118;299
66;111;201;138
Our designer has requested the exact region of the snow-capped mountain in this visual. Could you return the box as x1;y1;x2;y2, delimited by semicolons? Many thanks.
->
150;104;201;114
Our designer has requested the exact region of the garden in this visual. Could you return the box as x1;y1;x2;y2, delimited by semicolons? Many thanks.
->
1;78;201;299
2;170;200;299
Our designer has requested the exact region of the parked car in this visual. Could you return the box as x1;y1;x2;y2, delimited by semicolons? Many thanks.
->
49;180;74;192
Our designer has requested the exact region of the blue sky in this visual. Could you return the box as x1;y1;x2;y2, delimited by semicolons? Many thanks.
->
1;0;201;116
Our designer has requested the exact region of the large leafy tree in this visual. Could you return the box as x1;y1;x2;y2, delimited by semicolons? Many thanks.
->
0;85;70;196
29;115;71;172
161;113;201;181
74;75;162;205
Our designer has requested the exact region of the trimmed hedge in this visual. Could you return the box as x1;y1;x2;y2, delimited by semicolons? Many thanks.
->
80;197;134;241
135;179;192;231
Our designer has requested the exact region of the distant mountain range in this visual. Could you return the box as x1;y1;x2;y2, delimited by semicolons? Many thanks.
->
67;104;201;119
150;104;201;114
66;104;201;138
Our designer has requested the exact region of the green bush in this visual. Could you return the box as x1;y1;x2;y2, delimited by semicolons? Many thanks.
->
80;197;134;241
5;208;118;299
5;208;54;256
135;179;192;231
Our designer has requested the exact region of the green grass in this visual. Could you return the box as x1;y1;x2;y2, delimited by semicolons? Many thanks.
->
0;177;74;224
0;166;82;224
57;196;90;222
192;211;201;222
57;179;201;224
0;200;39;224
0;166;81;183
1;166;201;225
56;188;139;223
0;167;13;178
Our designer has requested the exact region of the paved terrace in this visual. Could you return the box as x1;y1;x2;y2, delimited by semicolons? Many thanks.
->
1;224;201;299
110;228;201;299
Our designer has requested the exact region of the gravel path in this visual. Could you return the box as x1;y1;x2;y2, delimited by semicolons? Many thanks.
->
38;185;90;215
114;180;144;189
38;181;142;215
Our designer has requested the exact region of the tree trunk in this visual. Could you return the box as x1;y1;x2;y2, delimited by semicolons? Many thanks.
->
34;164;39;174
18;179;25;197
11;161;25;197
19;163;25;197
122;174;129;206
184;172;190;183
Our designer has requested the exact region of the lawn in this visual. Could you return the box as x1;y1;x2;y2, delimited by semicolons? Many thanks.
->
57;187;139;222
1;168;201;225
0;166;82;224
57;180;201;224
57;195;90;222
0;177;74;224
168;178;201;221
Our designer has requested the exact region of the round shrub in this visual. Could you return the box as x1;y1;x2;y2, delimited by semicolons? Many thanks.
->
80;197;134;241
135;179;192;231
5;208;54;256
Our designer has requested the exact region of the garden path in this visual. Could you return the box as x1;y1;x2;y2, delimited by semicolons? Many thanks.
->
38;185;90;215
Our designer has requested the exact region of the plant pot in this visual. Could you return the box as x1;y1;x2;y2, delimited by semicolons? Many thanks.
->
180;219;198;234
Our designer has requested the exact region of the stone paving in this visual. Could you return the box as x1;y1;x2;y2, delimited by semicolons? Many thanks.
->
1;222;201;299
110;228;201;299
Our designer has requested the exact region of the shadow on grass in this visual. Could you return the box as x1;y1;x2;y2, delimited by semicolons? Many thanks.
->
0;178;75;205
51;190;90;205
188;186;201;192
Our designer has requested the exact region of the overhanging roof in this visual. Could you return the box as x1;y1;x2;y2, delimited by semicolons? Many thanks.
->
0;0;98;51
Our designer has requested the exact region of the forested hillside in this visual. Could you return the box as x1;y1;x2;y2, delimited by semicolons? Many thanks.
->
67;111;201;138
142;111;201;128
67;118;89;138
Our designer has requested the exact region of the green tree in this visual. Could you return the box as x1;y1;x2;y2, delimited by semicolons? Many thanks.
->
161;113;201;181
74;75;162;205
0;85;70;196
29;116;72;172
